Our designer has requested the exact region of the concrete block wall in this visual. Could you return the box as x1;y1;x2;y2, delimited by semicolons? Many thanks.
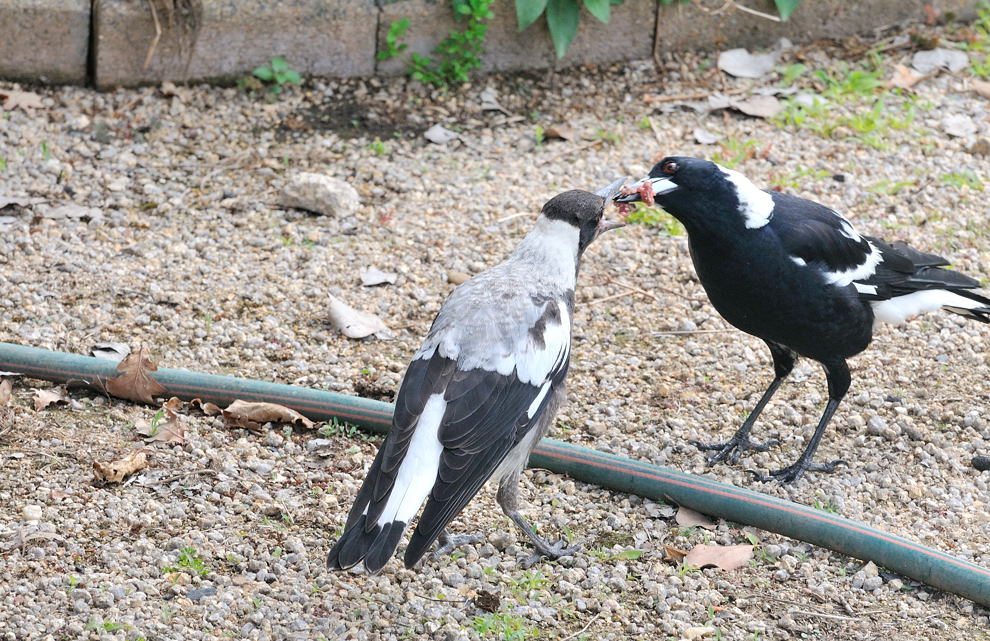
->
0;0;979;88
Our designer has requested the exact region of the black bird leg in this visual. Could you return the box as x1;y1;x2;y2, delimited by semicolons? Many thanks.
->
496;470;580;568
691;342;793;465
751;358;850;483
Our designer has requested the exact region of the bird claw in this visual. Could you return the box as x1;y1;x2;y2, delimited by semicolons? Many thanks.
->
690;436;780;465
747;458;847;484
520;539;582;569
429;533;485;562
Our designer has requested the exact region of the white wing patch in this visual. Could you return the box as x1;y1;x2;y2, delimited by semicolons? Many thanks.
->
716;163;775;229
375;393;447;526
824;240;883;286
871;290;986;325
516;301;570;386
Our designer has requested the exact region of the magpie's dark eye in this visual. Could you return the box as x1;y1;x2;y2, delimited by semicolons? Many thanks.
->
662;161;679;174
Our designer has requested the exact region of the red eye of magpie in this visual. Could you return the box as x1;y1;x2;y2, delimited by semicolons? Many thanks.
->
662;161;679;174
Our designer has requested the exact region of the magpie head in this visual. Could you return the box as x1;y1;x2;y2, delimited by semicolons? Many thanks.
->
614;156;775;231
540;179;626;253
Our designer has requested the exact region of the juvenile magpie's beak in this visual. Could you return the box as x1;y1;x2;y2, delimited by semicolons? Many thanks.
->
594;177;628;235
613;176;680;203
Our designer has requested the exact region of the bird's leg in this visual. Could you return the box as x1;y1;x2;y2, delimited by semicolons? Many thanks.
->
752;359;850;484
691;342;794;465
429;529;485;562
496;471;580;568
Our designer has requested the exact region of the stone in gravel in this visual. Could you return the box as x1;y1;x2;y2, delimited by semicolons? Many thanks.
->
862;576;883;591
866;416;887;436
278;173;359;217
447;270;470;285
187;586;217;602
424;124;458;144
21;505;42;522
683;626;716;639
717;48;778;78
942;114;977;138
360;267;397;287
968;138;990;156
911;48;968;74
972;455;990;471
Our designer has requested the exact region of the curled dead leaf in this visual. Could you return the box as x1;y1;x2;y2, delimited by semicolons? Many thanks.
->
33;387;68;411
683;543;753;571
105;346;169;405
135;402;185;444
0;378;11;406
544;124;576;141
675;506;717;530
0;88;44;111
662;544;688;563
327;294;390;339
190;398;222;415
890;64;925;90
93;449;150;484
221;399;315;432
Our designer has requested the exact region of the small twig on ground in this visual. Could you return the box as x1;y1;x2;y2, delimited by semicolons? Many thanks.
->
587;291;641;306
560;612;602;641
606;279;660;302
145;468;218;486
651;1;663;71
733;2;782;21
143;0;163;70
641;86;748;103
413;592;469;605
646;116;666;148
497;212;532;224
539;139;603;166
116;87;156;116
653;329;738;336
790;609;859;622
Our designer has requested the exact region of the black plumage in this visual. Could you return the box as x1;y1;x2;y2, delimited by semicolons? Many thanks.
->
617;157;990;482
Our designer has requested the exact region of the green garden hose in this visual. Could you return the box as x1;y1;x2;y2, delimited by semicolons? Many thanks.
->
1;341;988;607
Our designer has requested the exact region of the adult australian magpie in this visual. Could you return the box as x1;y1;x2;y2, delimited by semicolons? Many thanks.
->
327;180;626;573
616;157;990;483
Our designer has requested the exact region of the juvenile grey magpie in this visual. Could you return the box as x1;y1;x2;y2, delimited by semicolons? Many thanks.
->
617;157;990;483
327;180;626;573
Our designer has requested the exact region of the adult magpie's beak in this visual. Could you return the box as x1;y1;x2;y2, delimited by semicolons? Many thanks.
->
613;176;680;203
594;178;628;235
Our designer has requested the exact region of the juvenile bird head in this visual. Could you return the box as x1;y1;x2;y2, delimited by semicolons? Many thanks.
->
615;157;775;232
539;179;627;254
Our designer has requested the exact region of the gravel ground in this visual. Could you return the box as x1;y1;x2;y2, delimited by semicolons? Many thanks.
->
1;20;990;641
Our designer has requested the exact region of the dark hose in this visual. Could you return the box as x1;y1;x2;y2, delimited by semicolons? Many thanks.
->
2;341;988;607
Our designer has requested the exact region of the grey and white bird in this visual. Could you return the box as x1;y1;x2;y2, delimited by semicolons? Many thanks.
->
327;180;626;574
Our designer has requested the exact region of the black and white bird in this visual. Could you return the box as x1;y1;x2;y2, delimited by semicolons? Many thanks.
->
327;180;626;573
617;157;990;483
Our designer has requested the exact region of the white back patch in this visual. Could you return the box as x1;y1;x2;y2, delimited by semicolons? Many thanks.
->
716;164;775;229
871;290;985;325
823;241;883;286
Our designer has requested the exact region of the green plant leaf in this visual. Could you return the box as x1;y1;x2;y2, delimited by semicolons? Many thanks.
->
774;0;800;20
546;0;579;58
252;65;274;81
270;57;289;73
283;69;301;84
583;0;610;23
516;0;549;30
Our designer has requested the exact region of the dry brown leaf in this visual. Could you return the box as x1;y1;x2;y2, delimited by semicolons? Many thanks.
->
684;543;753;571
33;387;68;411
973;79;990;100
0;378;11;406
93;449;150;484
135;402;185;444
190;398;222;415
890;64;925;90
662;544;688;563
221;399;315;431
105;346;169;405
675;506;717;530
544;124;576;141
160;81;192;103
163;397;184;413
0;89;44;111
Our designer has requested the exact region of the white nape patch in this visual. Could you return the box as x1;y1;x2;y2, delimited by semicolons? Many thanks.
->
791;256;807;267
824;241;883;286
376;394;447;526
871;289;984;325
854;283;878;296
526;380;553;419
513;217;579;289
715;164;775;229
516;301;571;385
837;217;862;242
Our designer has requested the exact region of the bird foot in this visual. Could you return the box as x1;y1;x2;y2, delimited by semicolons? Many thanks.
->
689;436;780;465
520;539;582;569
429;533;485;562
748;458;847;484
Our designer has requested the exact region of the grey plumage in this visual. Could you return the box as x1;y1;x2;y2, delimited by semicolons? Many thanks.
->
327;182;624;574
